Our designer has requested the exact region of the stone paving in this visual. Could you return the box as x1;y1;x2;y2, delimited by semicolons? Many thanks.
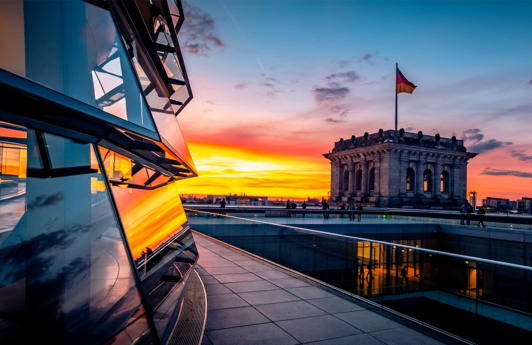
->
194;232;445;345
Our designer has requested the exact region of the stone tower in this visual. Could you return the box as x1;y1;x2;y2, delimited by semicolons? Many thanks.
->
323;129;477;208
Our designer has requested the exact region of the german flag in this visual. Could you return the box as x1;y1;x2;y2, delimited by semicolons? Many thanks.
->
396;68;417;94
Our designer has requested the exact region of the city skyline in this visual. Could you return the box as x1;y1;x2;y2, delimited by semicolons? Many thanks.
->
175;0;532;200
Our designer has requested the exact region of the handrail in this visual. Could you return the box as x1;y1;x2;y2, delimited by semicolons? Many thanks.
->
185;208;532;272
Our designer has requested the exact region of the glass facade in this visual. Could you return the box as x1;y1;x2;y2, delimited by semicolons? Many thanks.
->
0;0;156;131
0;1;199;344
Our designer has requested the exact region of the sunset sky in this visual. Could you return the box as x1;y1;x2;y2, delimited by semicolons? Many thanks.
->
175;0;532;201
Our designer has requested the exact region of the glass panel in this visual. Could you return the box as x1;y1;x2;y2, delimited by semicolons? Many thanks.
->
186;208;532;344
98;147;172;188
100;146;198;340
0;0;156;131
0;122;154;344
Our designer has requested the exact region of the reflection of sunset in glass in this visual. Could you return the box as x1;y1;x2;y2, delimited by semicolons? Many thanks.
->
177;142;330;199
111;181;187;260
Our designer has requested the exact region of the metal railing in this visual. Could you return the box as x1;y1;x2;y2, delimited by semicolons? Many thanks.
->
186;208;532;344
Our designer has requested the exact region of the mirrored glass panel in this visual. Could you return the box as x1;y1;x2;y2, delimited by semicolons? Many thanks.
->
0;122;155;344
100;146;198;339
0;0;156;131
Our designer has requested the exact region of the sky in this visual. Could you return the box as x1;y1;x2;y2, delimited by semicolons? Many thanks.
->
174;0;532;201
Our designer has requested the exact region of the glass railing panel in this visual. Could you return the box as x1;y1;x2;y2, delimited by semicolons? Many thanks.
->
186;209;532;344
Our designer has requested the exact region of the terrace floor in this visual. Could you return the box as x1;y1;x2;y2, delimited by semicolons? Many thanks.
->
194;231;444;345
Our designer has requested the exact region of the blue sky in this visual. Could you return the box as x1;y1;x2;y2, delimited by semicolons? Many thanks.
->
177;0;532;199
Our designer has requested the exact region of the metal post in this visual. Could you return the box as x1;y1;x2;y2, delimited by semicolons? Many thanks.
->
395;62;398;131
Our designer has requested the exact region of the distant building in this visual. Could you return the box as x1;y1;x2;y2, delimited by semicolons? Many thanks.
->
483;197;511;212
210;195;268;206
469;191;477;209
323;129;477;208
518;198;532;214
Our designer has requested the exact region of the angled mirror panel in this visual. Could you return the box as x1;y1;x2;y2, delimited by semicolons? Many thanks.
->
0;122;155;344
99;145;198;339
153;114;197;175
0;0;156;132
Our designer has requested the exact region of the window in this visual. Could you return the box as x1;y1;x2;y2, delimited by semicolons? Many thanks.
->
355;169;362;191
441;171;450;193
424;169;433;192
406;167;415;191
343;170;349;191
369;167;375;191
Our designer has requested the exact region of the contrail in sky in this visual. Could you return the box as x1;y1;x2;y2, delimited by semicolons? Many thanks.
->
219;0;286;102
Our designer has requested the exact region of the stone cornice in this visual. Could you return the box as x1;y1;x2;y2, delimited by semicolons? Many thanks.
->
323;142;477;162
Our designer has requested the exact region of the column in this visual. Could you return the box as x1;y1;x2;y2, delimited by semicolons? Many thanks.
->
416;153;425;197
399;150;409;196
374;154;381;196
434;156;442;198
453;158;464;200
361;156;368;196
348;158;355;196
331;159;341;199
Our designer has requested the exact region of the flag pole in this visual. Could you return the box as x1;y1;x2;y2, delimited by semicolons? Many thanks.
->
395;62;398;131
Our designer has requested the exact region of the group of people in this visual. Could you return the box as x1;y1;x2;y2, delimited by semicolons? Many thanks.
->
460;204;486;227
286;200;307;217
338;203;364;221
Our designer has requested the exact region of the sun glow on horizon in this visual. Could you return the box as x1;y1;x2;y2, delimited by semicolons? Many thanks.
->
177;142;331;199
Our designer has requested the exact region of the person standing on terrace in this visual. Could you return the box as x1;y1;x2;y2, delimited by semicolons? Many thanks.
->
220;198;227;215
302;201;307;217
322;200;330;219
356;204;363;222
460;204;466;225
477;206;486;227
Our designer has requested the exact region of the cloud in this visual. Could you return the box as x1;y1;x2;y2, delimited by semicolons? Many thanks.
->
460;128;511;153
468;139;512;153
180;3;225;56
325;118;345;123
28;192;64;209
325;71;359;83
359;53;375;65
528;79;532;86
204;100;214;104
461;128;484;143
324;105;350;123
234;82;248;89
312;87;350;103
261;83;275;88
509;150;532;161
481;168;532;178
330;105;349;117
336;60;350;68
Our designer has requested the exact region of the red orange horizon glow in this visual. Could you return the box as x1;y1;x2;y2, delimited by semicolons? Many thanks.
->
176;141;532;202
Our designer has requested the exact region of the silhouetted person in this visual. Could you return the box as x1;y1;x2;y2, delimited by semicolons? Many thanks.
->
322;201;330;219
302;201;307;217
359;265;364;279
145;246;153;256
460;204;466;224
340;203;345;218
466;204;473;225
366;265;374;281
477;206;486;227
401;266;408;283
291;201;297;217
220;198;227;215
286;200;291;209
348;204;355;221
357;204;363;222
